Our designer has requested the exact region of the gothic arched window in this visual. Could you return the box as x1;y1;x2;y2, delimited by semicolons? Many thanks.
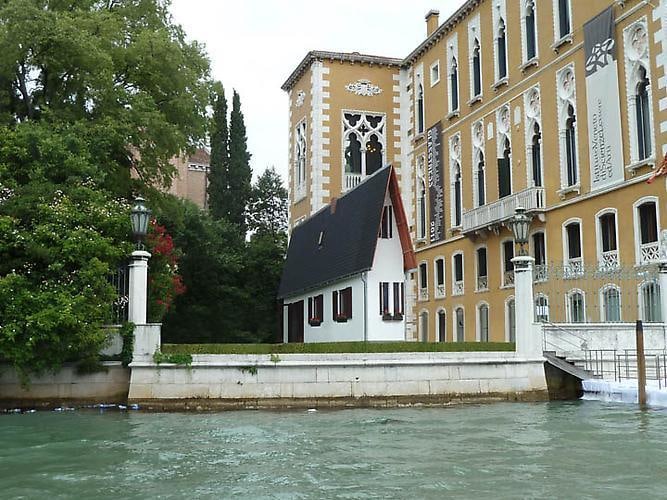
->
525;1;537;60
472;38;482;97
497;19;507;80
635;66;652;161
565;104;577;186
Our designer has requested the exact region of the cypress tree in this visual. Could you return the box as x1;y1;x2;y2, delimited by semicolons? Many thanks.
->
227;90;252;235
207;84;229;220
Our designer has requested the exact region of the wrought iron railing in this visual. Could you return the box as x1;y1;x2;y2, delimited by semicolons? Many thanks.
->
109;263;130;325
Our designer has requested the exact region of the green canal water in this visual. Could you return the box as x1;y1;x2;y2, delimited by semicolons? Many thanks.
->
1;401;666;499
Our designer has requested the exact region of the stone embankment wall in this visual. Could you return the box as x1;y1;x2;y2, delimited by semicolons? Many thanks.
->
0;362;130;409
128;352;549;410
544;323;667;354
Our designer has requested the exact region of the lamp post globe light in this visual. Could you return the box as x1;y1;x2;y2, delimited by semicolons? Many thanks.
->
511;205;531;257
131;196;151;249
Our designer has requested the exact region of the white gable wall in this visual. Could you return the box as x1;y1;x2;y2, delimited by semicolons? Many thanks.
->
366;192;407;341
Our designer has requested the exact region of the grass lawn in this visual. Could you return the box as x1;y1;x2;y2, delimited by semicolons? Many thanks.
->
162;342;515;355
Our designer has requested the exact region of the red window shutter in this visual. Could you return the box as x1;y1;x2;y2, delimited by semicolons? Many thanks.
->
344;287;352;319
332;291;338;320
400;282;405;314
316;294;324;321
393;282;400;315
379;283;383;314
308;297;312;320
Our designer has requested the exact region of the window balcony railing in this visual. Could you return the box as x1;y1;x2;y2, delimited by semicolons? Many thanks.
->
640;241;660;265
476;276;488;291
453;280;464;296
503;270;515;287
564;257;584;278
599;250;619;271
418;288;429;301
462;186;545;234
435;284;446;298
344;172;363;192
534;264;548;283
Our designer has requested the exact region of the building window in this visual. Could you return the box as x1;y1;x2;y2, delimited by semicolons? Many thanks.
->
597;211;619;270
531;123;542;187
332;287;352;323
380;206;393;239
636;199;659;265
477;247;488;291
380;282;404;320
438;310;447;342
476;152;486;206
556;0;571;40
455;307;465;342
450;57;459;112
566;290;585;323
565;104;577;187
640;281;661;323
343;112;385;191
624;21;653;166
635;66;652;162
418;262;428;301
419;311;429;342
507;298;516;342
430;61;440;86
601;286;621;323
497;19;508;81
308;294;324;326
564;221;583;276
435;258;446;298
294;120;307;199
453;163;462;227
498;137;512;198
532;232;546;281
478;304;489;342
472;38;482;97
525;0;537;61
453;253;464;296
502;240;515;287
416;81;425;134
535;295;549;322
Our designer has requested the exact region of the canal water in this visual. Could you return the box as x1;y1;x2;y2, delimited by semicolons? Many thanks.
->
2;401;666;499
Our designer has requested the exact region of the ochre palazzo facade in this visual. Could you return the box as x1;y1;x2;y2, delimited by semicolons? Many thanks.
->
282;0;667;342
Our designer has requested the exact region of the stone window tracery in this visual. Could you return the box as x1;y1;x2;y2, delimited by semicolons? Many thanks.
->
294;120;307;200
342;111;385;190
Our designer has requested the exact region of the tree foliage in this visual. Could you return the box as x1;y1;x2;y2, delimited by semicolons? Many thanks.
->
248;166;288;240
0;0;211;190
226;90;252;233
207;83;229;220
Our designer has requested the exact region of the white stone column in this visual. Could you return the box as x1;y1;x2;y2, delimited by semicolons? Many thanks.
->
512;255;542;357
128;250;151;325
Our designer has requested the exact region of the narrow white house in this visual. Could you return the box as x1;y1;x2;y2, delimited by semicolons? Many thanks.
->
279;166;417;342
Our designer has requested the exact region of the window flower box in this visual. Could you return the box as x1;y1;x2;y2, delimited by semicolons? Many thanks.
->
308;318;322;327
335;314;348;323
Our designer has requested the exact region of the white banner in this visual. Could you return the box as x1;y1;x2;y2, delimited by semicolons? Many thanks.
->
584;7;624;191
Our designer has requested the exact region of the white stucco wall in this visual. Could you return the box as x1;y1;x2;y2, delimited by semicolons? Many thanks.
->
283;276;366;343
544;323;667;354
366;192;407;341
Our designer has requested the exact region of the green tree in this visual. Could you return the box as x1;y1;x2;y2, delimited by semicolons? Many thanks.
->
207;83;229;220
227;90;252;234
0;179;131;381
0;0;211;191
248;166;288;240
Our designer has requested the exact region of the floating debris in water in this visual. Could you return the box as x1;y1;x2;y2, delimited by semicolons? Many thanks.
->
307;408;317;413
118;405;127;410
129;404;140;410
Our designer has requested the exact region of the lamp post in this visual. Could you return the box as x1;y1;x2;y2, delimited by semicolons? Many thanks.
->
510;206;540;356
510;206;531;257
128;196;152;325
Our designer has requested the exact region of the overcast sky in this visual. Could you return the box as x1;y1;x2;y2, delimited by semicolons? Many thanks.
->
169;1;461;183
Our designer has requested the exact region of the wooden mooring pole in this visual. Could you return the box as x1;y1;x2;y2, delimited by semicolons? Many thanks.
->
636;320;647;408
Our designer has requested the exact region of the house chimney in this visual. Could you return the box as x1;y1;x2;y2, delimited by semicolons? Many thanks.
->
425;9;440;37
330;197;338;214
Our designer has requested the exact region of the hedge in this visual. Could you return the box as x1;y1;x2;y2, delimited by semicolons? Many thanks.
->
161;342;515;355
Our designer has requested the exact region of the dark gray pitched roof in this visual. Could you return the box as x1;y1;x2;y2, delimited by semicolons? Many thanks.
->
278;167;391;299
